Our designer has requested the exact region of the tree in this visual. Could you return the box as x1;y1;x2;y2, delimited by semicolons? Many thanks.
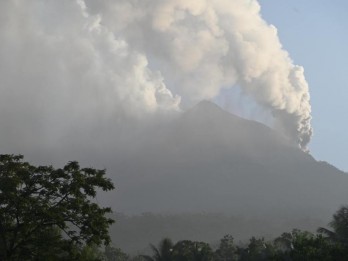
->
0;154;115;260
289;230;341;261
171;240;214;261
104;245;130;261
79;244;106;261
273;229;346;261
140;238;214;261
214;235;238;261
318;206;348;245
141;238;174;261
238;237;276;261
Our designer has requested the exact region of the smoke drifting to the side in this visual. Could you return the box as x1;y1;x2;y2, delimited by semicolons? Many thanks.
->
0;0;312;151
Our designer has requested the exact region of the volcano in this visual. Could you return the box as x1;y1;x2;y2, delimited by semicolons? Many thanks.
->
112;101;347;215
107;101;348;251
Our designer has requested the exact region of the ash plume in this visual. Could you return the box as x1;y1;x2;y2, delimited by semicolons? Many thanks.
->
0;0;312;151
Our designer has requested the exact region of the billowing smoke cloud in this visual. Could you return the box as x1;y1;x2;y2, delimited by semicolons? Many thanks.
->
84;0;312;149
0;0;180;154
0;0;312;152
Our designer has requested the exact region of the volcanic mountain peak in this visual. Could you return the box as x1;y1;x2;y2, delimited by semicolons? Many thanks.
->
184;100;242;122
111;100;347;218
176;101;293;154
183;100;275;133
188;100;224;113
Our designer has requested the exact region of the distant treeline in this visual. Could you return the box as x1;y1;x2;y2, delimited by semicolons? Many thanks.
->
109;211;324;254
103;206;348;261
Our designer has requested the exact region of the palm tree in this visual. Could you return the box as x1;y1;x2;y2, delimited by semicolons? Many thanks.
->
141;238;174;261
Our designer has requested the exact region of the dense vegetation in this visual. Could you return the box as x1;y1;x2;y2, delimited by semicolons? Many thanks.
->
106;206;348;260
0;155;114;260
1;154;348;260
108;212;325;253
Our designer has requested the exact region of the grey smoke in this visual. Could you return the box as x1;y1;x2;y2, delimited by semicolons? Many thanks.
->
0;0;312;152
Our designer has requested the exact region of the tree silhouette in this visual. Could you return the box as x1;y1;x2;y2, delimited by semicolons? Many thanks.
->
141;238;174;261
172;240;213;261
214;235;238;261
318;205;348;245
0;154;114;260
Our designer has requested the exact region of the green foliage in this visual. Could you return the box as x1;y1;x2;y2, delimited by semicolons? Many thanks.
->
318;205;348;245
111;204;348;260
330;206;348;241
0;154;115;260
105;245;130;261
140;239;213;261
214;235;238;261
172;240;214;261
238;237;279;261
141;238;174;261
272;229;347;261
79;244;106;261
3;153;348;260
289;230;342;260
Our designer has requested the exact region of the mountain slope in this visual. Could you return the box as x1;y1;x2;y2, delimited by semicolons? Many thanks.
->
108;101;347;217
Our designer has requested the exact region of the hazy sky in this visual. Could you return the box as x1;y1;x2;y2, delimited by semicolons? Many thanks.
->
258;0;348;171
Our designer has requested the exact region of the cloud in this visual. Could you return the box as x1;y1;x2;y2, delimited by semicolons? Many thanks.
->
85;0;312;149
0;0;312;153
0;0;180;154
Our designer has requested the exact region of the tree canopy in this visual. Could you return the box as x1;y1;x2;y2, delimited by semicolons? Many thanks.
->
0;154;115;260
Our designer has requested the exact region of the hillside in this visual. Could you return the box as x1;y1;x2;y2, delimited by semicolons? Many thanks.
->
110;101;347;215
105;101;348;252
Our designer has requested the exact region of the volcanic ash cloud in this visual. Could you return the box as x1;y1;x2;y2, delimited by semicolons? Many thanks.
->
86;0;312;149
0;0;312;150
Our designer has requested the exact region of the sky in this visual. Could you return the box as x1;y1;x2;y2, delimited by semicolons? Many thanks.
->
258;0;348;171
0;0;346;171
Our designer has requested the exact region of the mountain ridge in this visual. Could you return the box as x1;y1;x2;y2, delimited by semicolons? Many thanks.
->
103;100;348;252
107;101;347;216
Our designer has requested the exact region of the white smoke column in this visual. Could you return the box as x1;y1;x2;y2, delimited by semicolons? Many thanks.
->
0;0;312;152
0;0;180;151
85;0;312;149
